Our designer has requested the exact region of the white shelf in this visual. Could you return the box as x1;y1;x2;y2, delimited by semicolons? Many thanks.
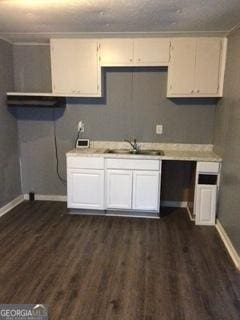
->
7;92;102;98
7;92;54;97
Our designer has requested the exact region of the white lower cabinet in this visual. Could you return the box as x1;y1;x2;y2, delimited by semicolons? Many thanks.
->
106;170;133;209
106;165;161;212
67;169;104;209
133;171;160;211
195;185;217;225
67;156;162;214
194;161;220;225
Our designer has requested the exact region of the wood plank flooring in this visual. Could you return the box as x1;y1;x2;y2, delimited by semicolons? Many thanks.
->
0;201;239;320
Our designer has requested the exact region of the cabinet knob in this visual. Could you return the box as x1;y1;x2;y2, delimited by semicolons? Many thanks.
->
138;58;141;62
130;58;133;62
191;90;194;94
197;90;200;93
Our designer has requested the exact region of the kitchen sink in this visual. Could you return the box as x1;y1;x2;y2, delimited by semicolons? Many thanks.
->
104;149;164;156
104;148;132;154
136;150;164;156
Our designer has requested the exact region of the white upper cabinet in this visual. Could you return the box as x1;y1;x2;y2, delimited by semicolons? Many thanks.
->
99;39;134;66
167;38;196;96
48;37;226;98
167;38;226;97
99;38;170;67
134;38;170;66
195;38;222;95
50;39;101;97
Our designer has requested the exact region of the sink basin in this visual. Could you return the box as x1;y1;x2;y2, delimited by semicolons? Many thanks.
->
136;149;164;156
104;149;164;156
104;148;132;154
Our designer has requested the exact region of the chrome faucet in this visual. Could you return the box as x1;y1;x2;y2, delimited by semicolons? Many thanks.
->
124;138;140;153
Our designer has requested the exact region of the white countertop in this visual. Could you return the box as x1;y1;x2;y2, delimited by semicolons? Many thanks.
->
67;144;221;162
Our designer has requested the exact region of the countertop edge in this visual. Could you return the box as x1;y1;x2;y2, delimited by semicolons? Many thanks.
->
66;149;222;162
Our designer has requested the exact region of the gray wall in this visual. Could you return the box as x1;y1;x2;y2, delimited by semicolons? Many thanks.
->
13;45;52;93
214;29;240;255
0;40;21;207
15;47;216;196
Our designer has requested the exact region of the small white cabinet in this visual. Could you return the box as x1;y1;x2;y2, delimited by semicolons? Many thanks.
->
67;156;105;209
167;38;196;96
195;39;223;95
67;169;104;209
106;170;133;209
134;38;170;66
99;38;170;67
195;185;217;225
194;161;220;225
99;39;134;66
51;39;101;96
133;171;160;211
167;38;226;97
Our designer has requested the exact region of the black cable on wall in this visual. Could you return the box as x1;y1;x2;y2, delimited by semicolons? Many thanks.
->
52;108;66;184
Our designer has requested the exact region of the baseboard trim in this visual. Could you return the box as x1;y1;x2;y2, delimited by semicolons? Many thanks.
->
24;194;67;202
216;219;240;270
22;197;187;207
186;205;195;221
0;195;24;218
161;201;188;208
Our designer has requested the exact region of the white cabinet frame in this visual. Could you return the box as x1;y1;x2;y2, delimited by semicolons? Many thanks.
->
195;185;217;225
51;39;101;97
105;159;162;212
67;168;105;209
167;38;227;98
99;38;170;67
194;161;221;226
133;171;160;211
106;170;133;209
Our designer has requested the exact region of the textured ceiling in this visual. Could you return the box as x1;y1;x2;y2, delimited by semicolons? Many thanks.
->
0;0;240;42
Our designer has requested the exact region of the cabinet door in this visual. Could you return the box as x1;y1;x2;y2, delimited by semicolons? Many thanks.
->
134;38;170;65
195;185;217;225
67;169;104;209
100;39;134;66
51;39;100;96
133;171;160;211
106;170;133;209
195;38;222;95
167;38;196;97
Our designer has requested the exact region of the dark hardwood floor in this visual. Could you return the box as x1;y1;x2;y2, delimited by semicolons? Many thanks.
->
0;201;239;320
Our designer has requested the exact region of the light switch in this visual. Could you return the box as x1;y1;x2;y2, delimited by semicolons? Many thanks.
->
156;125;163;135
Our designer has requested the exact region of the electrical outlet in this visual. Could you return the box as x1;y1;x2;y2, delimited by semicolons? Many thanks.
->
78;121;85;133
156;124;163;135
